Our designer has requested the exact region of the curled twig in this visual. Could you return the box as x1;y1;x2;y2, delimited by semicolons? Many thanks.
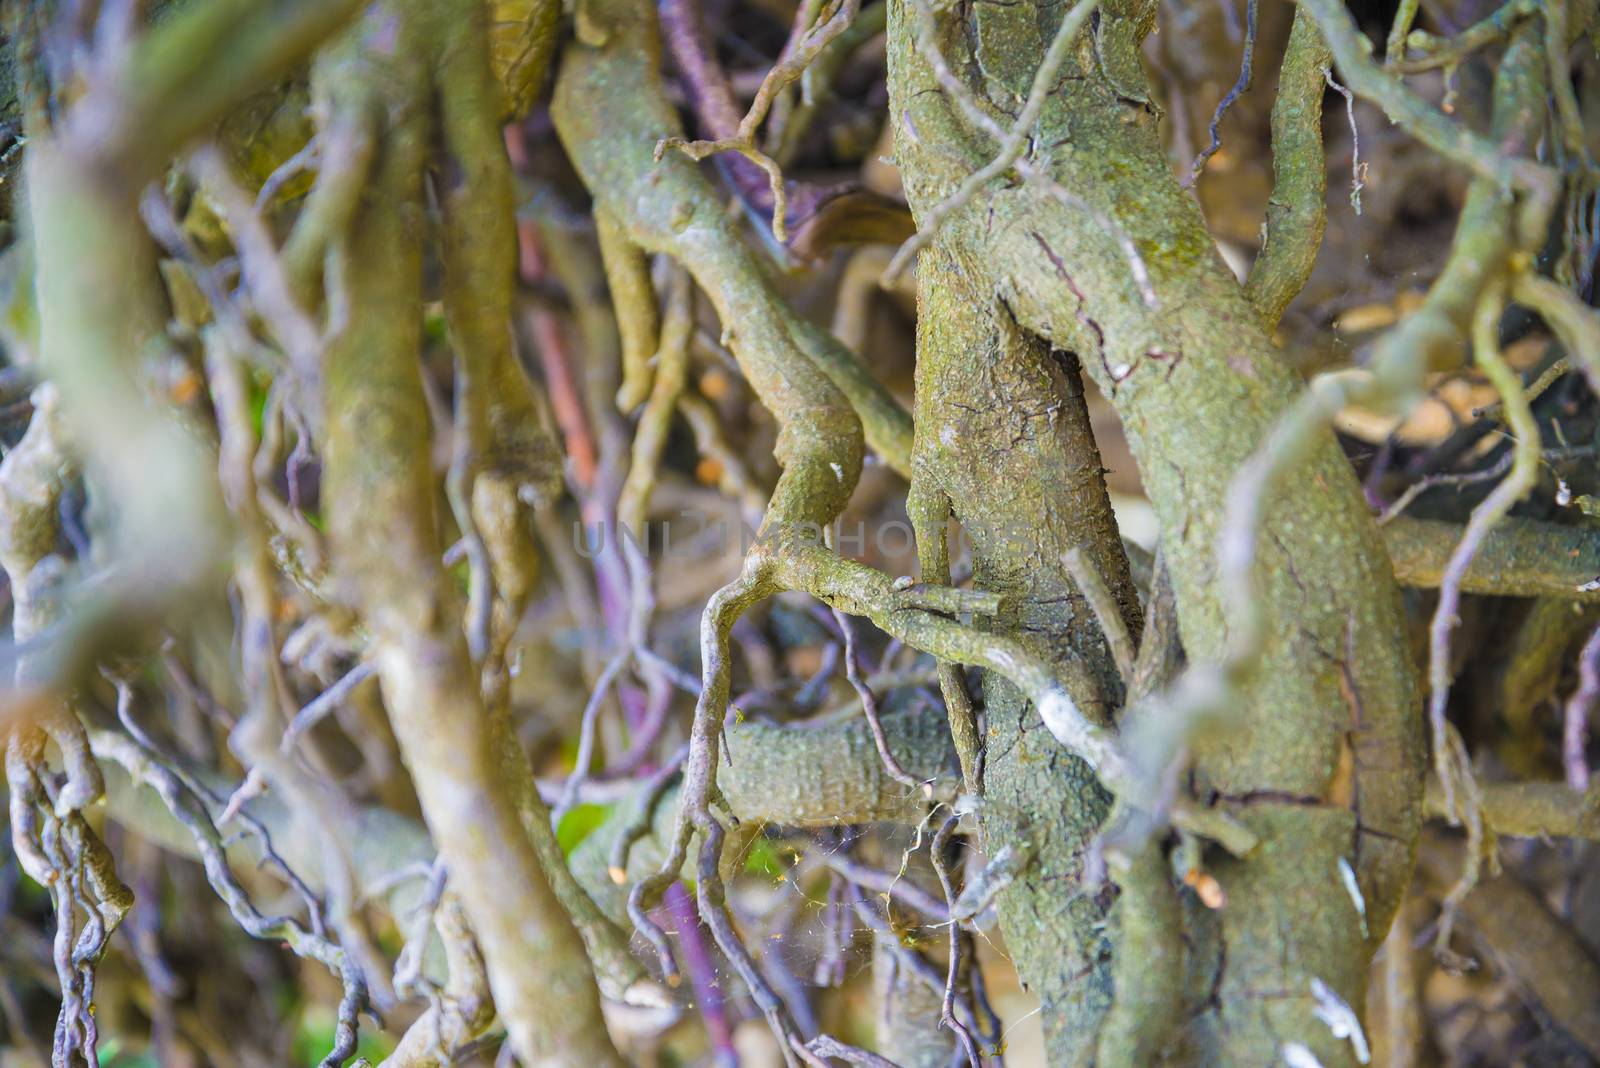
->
1564;623;1600;792
1183;0;1257;188
1427;285;1536;822
885;0;1101;282
928;811;982;1066
656;0;864;243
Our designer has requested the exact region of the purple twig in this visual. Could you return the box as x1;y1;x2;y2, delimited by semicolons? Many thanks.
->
1565;622;1600;791
667;881;740;1067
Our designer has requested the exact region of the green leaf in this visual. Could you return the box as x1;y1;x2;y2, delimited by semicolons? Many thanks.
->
556;801;612;855
742;836;788;883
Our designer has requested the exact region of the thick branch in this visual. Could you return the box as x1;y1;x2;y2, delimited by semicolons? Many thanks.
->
887;2;1422;1060
316;5;623;1063
1383;515;1600;602
1416;832;1600;1059
1425;778;1600;840
1242;9;1331;331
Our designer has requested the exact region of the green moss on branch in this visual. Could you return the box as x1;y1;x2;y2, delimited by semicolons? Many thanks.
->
887;2;1422;1059
1383;515;1600;602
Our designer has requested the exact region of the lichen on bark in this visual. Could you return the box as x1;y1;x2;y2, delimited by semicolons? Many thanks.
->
886;1;1424;1061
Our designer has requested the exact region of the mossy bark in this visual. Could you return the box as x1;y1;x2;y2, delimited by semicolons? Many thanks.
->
887;2;1423;1062
911;243;1137;1053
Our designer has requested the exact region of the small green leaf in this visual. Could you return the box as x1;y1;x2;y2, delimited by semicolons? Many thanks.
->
743;837;788;882
557;802;612;855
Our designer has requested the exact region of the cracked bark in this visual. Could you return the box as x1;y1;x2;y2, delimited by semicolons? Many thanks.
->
887;2;1423;1062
